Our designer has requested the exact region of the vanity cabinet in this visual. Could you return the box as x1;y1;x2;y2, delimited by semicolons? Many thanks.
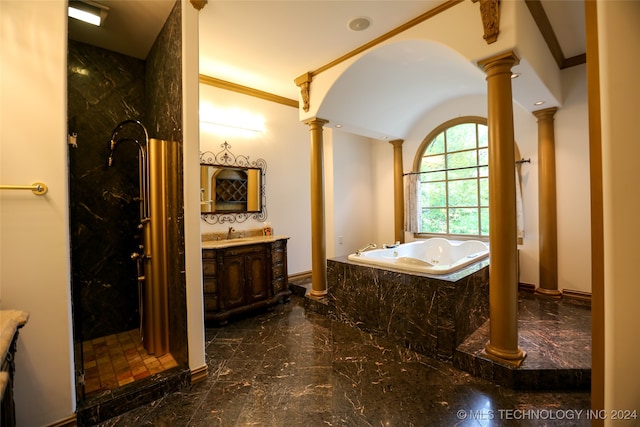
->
202;237;290;324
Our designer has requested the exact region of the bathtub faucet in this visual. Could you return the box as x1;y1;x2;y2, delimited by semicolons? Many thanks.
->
382;241;400;249
356;243;377;256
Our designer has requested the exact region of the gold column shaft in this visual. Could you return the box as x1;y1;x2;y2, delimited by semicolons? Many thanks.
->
534;107;561;298
390;139;405;243
478;51;525;364
144;138;171;356
305;118;329;297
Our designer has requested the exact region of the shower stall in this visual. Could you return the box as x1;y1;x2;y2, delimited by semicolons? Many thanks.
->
68;6;189;421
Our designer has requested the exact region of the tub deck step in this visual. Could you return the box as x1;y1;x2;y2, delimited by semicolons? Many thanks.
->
453;291;591;390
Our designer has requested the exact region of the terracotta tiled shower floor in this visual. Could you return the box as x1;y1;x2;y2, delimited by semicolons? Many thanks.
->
82;329;178;397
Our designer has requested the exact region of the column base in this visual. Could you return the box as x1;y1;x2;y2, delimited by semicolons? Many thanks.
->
535;287;563;299
308;288;327;297
485;342;526;367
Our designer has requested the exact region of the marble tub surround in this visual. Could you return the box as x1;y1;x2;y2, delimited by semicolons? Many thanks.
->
454;291;592;390
327;256;489;361
95;295;591;426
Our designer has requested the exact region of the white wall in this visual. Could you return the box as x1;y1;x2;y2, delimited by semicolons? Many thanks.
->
199;84;312;275
599;1;640;421
556;64;591;294
0;1;76;425
182;1;206;382
325;130;376;258
371;139;396;247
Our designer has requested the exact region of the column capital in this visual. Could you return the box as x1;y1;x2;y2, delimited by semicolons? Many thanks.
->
477;51;520;75
388;139;404;148
303;117;329;128
533;107;558;121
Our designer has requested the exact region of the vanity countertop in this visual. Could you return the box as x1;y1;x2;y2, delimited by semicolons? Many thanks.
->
1;309;29;399
202;235;289;250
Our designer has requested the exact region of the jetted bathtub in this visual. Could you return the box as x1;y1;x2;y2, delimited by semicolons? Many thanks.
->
347;237;489;274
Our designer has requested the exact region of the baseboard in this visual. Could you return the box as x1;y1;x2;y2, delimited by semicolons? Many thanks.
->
46;414;77;427
519;283;592;306
518;282;536;293
562;288;592;304
191;364;208;384
288;270;312;282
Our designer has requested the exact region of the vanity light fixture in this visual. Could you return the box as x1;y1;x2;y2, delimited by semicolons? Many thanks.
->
348;17;372;32
68;0;109;26
200;104;266;134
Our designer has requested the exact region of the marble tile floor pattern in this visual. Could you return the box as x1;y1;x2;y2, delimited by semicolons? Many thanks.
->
455;292;591;390
83;329;178;397
95;292;591;427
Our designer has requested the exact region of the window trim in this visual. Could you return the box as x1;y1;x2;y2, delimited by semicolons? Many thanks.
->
412;116;489;241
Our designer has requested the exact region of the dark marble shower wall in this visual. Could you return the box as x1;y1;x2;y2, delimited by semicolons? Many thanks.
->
145;0;188;366
68;39;147;341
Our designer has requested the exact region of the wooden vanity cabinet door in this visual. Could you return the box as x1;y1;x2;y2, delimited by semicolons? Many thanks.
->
220;254;247;309
245;250;269;303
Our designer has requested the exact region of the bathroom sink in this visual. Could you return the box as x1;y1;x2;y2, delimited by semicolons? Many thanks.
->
202;235;286;249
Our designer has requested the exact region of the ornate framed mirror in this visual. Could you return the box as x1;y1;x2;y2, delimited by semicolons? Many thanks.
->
200;142;267;224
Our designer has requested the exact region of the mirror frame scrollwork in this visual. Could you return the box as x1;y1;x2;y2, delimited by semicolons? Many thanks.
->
200;141;267;224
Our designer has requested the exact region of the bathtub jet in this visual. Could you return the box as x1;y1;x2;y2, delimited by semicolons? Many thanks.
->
347;237;489;274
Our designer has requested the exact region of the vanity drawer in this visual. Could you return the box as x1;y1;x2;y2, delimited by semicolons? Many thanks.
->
202;249;216;259
204;292;219;311
272;263;285;279
203;276;217;293
224;244;266;257
202;260;217;276
272;248;284;263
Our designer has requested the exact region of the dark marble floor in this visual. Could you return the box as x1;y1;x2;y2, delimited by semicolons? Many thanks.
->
455;292;592;390
95;295;591;427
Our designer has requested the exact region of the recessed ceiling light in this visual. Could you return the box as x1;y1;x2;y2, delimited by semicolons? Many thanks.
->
511;72;520;79
68;0;109;26
534;101;545;106
335;124;342;128
348;17;372;32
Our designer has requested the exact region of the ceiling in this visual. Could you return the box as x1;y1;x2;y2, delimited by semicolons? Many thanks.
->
68;0;586;138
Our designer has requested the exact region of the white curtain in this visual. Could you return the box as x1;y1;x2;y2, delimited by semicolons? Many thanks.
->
404;173;420;233
515;167;525;242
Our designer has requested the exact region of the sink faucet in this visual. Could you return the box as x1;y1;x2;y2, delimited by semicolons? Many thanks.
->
226;226;235;239
356;243;377;256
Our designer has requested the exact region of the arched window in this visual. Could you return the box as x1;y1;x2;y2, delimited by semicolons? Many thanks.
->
413;117;489;239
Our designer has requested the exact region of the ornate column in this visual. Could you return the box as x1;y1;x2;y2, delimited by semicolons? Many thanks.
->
533;107;562;298
389;139;405;243
477;51;525;365
304;117;329;297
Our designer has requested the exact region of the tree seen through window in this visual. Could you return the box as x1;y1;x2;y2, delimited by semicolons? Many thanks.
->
418;120;489;237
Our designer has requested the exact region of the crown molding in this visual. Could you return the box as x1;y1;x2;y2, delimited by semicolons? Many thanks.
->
199;74;299;108
525;0;586;69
